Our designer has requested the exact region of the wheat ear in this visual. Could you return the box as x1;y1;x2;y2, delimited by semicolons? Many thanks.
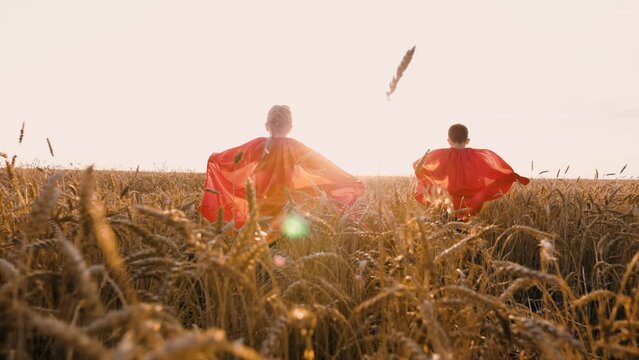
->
386;46;416;100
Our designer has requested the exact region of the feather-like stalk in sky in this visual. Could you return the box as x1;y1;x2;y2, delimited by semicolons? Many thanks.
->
47;138;55;157
386;46;416;100
19;122;25;144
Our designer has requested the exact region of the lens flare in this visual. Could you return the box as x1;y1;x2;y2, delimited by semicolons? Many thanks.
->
282;213;309;239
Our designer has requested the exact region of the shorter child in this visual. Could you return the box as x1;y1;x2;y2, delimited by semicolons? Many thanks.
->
414;124;529;219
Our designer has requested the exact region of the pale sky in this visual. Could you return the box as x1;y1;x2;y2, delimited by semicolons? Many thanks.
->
1;1;637;178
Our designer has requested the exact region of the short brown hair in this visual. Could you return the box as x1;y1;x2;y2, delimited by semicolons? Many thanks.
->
448;124;468;143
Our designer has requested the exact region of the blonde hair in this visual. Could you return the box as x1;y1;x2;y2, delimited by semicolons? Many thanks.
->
266;105;292;135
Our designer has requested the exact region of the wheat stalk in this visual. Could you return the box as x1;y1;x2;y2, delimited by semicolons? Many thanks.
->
434;226;494;265
493;261;570;292
19;122;25;144
511;315;587;356
572;289;616;307
26;173;63;239
83;304;167;335
15;304;111;360
46;137;54;157
386;46;416;100
0;258;18;280
140;328;263;360
393;332;430;360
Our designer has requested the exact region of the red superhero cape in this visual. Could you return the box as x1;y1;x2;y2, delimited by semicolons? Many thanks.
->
199;137;364;228
414;148;529;217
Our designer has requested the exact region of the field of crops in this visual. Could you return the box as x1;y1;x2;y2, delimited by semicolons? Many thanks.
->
0;168;638;359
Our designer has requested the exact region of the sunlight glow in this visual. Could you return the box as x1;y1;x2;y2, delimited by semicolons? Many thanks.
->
282;213;309;239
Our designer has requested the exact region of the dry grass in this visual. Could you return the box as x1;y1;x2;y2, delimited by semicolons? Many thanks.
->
0;167;638;359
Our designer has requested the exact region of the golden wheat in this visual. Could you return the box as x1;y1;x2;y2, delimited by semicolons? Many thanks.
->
0;169;637;359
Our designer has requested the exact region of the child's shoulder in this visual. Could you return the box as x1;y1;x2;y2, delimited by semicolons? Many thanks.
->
470;148;501;156
429;147;452;155
431;147;502;158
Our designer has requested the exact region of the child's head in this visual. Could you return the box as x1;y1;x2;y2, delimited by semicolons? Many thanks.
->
265;105;293;137
447;124;469;148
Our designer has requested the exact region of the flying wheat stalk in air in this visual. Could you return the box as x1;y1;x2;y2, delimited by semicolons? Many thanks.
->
19;122;25;143
386;46;416;100
46;138;54;157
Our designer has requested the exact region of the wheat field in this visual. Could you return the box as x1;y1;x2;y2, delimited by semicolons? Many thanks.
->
0;167;638;359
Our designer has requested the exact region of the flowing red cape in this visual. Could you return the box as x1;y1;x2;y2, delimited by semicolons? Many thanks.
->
199;137;364;228
414;148;530;216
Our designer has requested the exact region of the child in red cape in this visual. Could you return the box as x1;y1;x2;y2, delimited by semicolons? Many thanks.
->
413;124;529;219
199;105;364;229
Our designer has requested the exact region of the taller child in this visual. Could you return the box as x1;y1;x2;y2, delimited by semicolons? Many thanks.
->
414;124;529;219
199;105;364;228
